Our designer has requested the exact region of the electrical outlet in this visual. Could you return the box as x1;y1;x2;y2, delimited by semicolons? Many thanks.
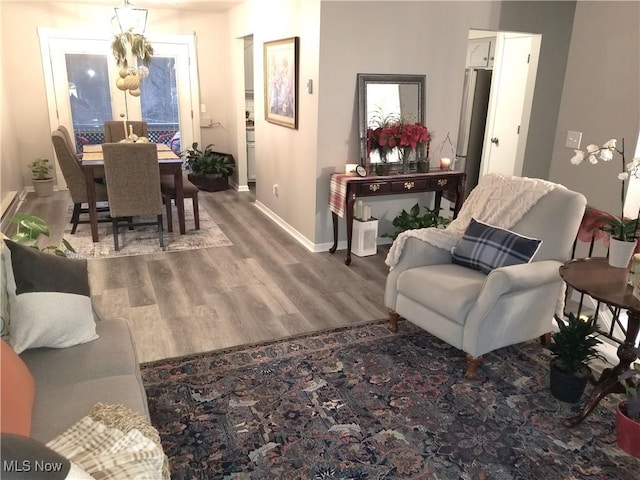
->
272;184;278;196
200;104;206;113
566;131;582;149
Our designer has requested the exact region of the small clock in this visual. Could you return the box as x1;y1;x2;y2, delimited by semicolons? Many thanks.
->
356;165;367;177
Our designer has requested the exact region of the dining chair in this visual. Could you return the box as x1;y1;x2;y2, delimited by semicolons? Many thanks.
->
160;174;200;232
101;142;164;251
51;130;110;233
56;125;79;160
104;121;148;143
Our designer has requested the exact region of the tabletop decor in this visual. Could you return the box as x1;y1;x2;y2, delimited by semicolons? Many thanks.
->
570;137;640;267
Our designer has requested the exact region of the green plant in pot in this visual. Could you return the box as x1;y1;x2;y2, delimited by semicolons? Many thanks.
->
182;142;235;192
617;348;640;457
9;213;74;257
382;203;451;241
549;313;604;403
28;158;55;198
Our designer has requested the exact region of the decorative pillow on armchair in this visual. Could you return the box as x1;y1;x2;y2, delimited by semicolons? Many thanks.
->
2;240;98;354
452;217;543;274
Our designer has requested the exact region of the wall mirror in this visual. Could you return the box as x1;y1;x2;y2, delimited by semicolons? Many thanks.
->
357;73;426;165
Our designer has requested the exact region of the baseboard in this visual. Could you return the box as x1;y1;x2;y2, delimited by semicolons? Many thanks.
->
0;189;28;233
253;201;318;253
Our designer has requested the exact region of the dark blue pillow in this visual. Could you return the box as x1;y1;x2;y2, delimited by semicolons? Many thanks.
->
452;218;542;274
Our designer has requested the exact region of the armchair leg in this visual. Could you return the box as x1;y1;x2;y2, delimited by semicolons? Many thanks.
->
388;309;400;332
540;332;552;345
465;354;483;379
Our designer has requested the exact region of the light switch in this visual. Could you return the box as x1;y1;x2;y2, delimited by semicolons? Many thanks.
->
566;131;582;149
200;104;206;113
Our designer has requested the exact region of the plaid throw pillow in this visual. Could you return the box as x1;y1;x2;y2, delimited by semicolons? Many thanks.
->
452;218;542;274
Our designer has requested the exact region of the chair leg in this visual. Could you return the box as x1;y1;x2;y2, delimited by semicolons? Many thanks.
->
70;203;81;234
540;332;552;345
112;219;120;251
388;309;400;332
127;217;134;230
465;354;483;379
165;196;173;233
157;215;164;248
192;194;200;230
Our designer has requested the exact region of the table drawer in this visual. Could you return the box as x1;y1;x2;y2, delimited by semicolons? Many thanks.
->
389;178;431;192
355;181;391;195
426;177;454;190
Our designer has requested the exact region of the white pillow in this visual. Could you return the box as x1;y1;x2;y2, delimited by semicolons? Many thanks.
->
3;240;98;354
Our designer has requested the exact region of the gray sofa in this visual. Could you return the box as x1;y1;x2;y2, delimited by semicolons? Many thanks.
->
19;317;150;443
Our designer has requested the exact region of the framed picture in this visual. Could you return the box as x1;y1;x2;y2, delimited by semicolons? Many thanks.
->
263;36;299;129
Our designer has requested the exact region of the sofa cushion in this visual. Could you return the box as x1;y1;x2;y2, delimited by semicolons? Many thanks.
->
452;218;542;274
0;433;93;479
2;240;98;354
0;339;35;436
20;319;140;389
29;376;149;444
397;263;486;323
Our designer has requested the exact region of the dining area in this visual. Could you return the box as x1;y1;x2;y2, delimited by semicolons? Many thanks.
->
51;121;200;252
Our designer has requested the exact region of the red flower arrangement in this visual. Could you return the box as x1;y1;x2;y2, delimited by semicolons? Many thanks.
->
367;122;430;162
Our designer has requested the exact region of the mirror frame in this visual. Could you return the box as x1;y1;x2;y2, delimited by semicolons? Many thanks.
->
357;73;426;166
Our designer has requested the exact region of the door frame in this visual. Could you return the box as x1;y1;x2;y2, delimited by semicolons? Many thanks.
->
38;28;201;188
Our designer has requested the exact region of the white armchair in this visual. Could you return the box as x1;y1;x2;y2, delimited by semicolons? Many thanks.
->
385;175;587;378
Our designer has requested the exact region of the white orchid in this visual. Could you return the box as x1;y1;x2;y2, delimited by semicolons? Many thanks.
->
570;137;638;241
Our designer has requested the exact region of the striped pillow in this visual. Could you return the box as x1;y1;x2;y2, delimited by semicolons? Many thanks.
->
452;218;542;274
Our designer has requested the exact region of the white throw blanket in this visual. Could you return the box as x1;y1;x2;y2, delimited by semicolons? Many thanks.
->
385;173;562;269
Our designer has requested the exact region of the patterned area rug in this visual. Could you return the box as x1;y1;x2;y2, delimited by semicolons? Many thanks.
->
141;320;639;480
64;202;232;258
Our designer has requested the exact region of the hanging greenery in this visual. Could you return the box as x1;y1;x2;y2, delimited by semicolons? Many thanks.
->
111;32;154;68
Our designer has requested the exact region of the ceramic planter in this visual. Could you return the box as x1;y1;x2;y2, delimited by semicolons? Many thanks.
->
32;178;54;197
187;173;229;192
608;238;637;268
617;402;640;457
549;361;590;403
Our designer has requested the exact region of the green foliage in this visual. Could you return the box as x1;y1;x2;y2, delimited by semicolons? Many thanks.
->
111;32;154;67
28;158;53;180
550;313;604;375
383;203;451;241
9;214;74;257
182;142;235;177
619;347;640;421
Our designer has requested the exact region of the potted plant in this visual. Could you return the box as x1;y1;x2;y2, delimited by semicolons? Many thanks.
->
28;158;54;197
617;348;640;457
9;213;74;256
548;313;604;403
182;142;236;192
570;138;640;267
382;203;451;241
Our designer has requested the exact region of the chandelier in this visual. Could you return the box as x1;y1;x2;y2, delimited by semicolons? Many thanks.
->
113;0;148;35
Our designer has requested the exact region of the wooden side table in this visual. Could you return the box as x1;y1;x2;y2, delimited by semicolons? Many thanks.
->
559;257;640;426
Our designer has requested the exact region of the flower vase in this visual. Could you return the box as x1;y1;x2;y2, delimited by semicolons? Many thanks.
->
608;238;637;268
617;402;640;457
401;148;412;174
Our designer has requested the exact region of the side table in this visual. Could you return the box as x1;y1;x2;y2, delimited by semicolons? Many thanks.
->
559;257;640;426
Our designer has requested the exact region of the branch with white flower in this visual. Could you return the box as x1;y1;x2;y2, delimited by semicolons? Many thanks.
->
570;137;640;242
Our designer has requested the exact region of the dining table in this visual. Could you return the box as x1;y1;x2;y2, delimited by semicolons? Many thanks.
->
82;143;186;242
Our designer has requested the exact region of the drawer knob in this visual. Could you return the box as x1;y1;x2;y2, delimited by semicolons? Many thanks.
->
404;181;415;190
438;179;448;187
369;184;381;192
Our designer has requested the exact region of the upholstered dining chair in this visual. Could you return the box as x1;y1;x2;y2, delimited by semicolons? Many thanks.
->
56;125;80;160
101;143;164;251
384;173;587;378
160;174;200;232
104;121;148;143
51;129;110;233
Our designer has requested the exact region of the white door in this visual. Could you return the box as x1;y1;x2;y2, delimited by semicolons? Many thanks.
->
39;29;200;188
480;33;540;177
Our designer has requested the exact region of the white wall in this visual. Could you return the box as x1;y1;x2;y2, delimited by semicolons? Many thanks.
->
549;0;640;219
0;1;233;207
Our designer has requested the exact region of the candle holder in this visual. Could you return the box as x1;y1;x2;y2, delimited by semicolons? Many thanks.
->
436;132;457;171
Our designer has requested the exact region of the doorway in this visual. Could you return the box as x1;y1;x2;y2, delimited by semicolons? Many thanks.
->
456;29;541;194
39;28;200;189
244;35;256;188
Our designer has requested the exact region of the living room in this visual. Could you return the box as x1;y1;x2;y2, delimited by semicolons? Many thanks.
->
1;0;639;478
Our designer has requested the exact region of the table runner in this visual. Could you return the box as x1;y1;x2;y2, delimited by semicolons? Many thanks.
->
329;173;358;217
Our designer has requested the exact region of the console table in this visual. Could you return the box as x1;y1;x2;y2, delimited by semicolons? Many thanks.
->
559;257;640;426
329;170;466;265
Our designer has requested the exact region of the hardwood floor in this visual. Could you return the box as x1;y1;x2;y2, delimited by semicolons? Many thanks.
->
9;189;390;362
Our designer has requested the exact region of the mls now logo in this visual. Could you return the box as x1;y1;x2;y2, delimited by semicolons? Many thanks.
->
3;460;65;473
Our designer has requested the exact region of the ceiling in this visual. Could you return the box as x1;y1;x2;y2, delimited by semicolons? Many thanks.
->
0;0;245;13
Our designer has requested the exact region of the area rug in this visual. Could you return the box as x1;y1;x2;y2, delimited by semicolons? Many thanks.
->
141;320;639;480
64;202;232;258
